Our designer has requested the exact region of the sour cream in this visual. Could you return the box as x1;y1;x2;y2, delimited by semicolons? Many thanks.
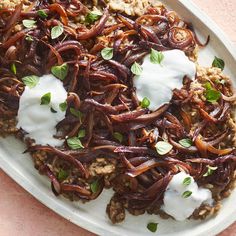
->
17;74;67;146
162;172;213;221
133;49;196;111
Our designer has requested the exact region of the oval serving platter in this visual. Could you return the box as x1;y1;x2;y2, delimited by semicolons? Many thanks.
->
0;0;236;235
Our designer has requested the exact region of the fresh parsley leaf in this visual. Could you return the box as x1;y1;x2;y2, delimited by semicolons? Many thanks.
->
147;222;158;233
10;63;17;75
113;132;123;143
90;179;99;193
179;138;192;148
212;56;225;70
131;62;143;75
22;75;39;88
51;25;64;39
141;97;150;108
23;19;36;28
59;101;67;112
67;136;84;149
203;165;218;177
182;190;192;198
40;92;51;105
58;169;69;181
150;48;164;64
38;9;48;18
78;129;86;138
85;11;102;24
101;47;113;60
204;82;221;103
155;141;173;155
183;177;191;186
51;63;68;80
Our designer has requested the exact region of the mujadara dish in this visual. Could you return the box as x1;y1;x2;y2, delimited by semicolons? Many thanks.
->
0;0;236;227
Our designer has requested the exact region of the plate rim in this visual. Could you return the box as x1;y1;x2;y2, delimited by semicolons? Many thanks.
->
1;0;236;235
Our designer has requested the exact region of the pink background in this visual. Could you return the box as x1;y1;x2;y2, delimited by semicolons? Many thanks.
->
1;0;236;235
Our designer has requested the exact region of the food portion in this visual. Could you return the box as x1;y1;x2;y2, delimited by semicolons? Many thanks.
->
17;74;67;146
162;172;213;221
133;49;196;110
0;0;236;227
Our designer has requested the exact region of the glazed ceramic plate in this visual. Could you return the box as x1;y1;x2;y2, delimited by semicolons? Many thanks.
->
1;0;236;235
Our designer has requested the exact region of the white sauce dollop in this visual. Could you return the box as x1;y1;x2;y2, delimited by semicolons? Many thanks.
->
162;172;213;221
17;74;67;146
133;49;196;111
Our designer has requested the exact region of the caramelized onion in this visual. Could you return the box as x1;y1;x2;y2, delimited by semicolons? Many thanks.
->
168;27;195;50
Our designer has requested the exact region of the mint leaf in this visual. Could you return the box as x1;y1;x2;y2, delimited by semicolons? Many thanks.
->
131;62;143;75
183;177;191;186
147;222;158;233
40;92;51;105
204;82;221;103
182;190;192;198
155;141;173;155
23;19;36;28
22;75;39;88
212;56;225;70
59;101;67;112
51;25;64;39
113;132;123;143
150;49;164;64
101;47;113;60
141;97;150;108
51;63;68;80
179;138;192;148
67;137;84;149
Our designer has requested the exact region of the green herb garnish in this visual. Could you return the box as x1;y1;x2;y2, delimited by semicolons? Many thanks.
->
182;190;192;198
150;48;164;64
141;97;150;108
22;75;39;88
101;47;113;60
38;10;48;18
23;19;36;28
10;63;17;75
70;108;83;121
50;107;57;113
147;222;158;233
58;169;69;181
78;129;86;138
67;136;84;150
204;82;221;103
51;25;64;39
25;35;33;41
85;11;102;24
40;92;51;105
203;165;218;177
59;101;67;112
183;177;191;186
179;138;192;148
155;141;173;155
212;56;225;70
90;179;99;193
131;62;143;75
51;63;68;80
215;79;225;85
113;132;123;143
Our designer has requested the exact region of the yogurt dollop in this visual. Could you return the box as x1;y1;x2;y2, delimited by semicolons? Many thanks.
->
17;74;67;146
162;172;213;221
133;49;196;111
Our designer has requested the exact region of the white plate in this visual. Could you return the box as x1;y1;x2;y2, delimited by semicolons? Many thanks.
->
1;0;236;235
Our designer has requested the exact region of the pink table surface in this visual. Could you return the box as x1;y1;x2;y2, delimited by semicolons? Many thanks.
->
1;1;236;235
